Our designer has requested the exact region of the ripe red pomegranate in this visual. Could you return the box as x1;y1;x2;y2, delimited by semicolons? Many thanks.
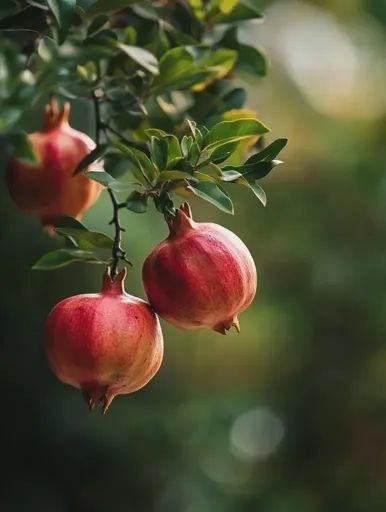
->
44;268;164;413
142;203;257;334
7;98;103;232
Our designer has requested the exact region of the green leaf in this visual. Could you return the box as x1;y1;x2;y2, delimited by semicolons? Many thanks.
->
247;138;288;162
202;118;269;155
152;47;212;93
85;170;114;187
193;48;238;91
117;43;159;75
188;141;200;165
210;141;240;164
54;215;88;230
86;0;137;16
200;48;238;74
54;227;114;249
165;135;183;167
237;44;266;76
217;0;239;14
32;249;107;270
73;145;107;175
194;171;217;183
85;171;134;192
187;181;234;214
222;88;247;110
114;143;157;182
236;176;267;205
145;128;168;138
150;137;168;171
47;0;76;42
220;170;242;181
245;160;282;179
7;132;37;164
87;14;110;37
76;62;97;82
207;162;223;176
157;170;193;183
187;119;197;138
181;135;193;158
212;0;263;24
224;159;282;181
125;191;148;213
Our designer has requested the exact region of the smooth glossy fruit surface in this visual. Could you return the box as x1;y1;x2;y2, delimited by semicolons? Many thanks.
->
143;203;257;334
7;99;103;232
44;268;164;413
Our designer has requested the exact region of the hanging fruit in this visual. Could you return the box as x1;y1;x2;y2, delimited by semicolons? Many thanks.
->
143;203;257;334
44;268;164;414
7;99;103;233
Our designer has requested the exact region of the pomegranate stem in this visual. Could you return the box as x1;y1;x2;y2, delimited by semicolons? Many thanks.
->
92;88;131;277
108;187;130;278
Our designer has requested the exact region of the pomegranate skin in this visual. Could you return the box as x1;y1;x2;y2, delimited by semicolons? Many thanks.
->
142;203;257;334
7;99;103;232
44;269;164;413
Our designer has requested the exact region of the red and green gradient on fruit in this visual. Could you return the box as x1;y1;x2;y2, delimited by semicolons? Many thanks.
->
44;268;164;414
6;99;103;232
143;203;257;334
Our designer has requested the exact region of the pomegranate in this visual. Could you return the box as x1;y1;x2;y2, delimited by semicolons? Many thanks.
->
7;98;103;232
44;268;164;413
142;203;257;334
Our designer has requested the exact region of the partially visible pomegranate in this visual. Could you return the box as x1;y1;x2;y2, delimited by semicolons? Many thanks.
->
7;98;103;232
142;203;257;334
44;268;164;413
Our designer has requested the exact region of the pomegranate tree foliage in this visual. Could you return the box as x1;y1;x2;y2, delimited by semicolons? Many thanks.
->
0;0;287;269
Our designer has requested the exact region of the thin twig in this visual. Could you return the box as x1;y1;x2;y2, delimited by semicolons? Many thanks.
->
92;90;102;145
91;89;131;278
108;188;132;279
102;123;148;152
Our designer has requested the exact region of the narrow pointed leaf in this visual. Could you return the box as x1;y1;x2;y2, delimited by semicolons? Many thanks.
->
236;176;267;205
47;0;76;42
33;249;107;270
117;43;159;74
187;181;234;214
246;138;288;163
85;171;133;191
204;118;269;152
54;227;114;249
73;145;107;175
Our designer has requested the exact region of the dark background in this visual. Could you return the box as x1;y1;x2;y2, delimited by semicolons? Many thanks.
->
1;0;386;510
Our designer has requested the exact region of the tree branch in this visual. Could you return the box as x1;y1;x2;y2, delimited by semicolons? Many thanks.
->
92;89;131;279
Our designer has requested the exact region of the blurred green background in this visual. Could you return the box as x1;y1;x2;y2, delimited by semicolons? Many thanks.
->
1;0;386;510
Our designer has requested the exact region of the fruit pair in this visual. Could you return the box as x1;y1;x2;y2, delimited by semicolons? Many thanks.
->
7;100;257;412
45;204;257;413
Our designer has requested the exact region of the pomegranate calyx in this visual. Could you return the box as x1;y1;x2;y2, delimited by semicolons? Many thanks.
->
81;383;115;415
167;202;195;237
213;315;240;335
43;97;70;130
102;267;127;295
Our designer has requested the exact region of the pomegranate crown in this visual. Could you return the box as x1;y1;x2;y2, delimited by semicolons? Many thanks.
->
102;267;127;295
43;97;70;130
167;202;196;237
